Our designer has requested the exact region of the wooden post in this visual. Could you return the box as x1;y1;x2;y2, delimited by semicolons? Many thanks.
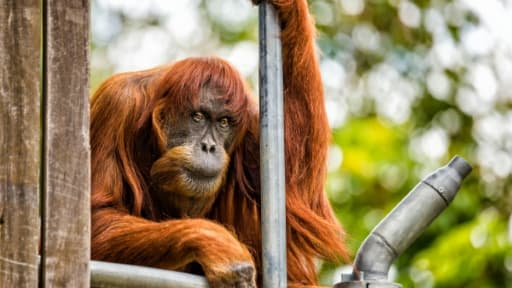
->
0;1;41;287
41;0;90;286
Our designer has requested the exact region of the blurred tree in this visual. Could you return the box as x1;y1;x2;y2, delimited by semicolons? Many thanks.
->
90;0;512;287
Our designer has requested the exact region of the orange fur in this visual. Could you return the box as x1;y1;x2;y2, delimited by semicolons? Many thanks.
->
91;0;348;286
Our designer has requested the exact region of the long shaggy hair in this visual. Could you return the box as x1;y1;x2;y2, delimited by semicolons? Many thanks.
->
91;0;349;285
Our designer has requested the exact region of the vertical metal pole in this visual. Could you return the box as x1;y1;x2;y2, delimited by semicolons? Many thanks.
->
259;1;287;287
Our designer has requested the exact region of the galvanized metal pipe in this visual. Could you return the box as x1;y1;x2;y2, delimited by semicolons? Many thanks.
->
352;156;471;281
335;156;472;288
259;1;287;287
90;261;209;288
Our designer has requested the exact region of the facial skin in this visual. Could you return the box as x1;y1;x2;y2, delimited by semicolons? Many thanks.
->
149;87;237;218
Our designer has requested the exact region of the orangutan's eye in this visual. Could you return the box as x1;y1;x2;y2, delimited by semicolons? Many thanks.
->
219;117;230;129
192;112;205;123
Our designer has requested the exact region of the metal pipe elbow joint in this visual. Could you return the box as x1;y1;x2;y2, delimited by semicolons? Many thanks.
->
335;156;472;288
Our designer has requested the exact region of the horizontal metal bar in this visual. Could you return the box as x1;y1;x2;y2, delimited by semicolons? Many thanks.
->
90;261;209;288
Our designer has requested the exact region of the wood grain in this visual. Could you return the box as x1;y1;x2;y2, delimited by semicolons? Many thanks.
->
0;0;41;286
41;0;90;286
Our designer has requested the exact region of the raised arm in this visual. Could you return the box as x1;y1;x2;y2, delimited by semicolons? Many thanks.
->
270;0;331;188
262;0;349;284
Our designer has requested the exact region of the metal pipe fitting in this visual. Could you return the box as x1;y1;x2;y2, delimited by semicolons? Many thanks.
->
335;156;472;288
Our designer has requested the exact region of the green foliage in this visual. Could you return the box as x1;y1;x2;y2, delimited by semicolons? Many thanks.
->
312;1;512;286
407;208;511;288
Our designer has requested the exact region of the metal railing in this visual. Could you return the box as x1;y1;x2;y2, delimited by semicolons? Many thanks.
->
91;261;208;288
258;1;287;287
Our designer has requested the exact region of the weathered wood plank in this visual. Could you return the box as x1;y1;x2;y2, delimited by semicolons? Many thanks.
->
0;0;41;287
41;0;90;287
